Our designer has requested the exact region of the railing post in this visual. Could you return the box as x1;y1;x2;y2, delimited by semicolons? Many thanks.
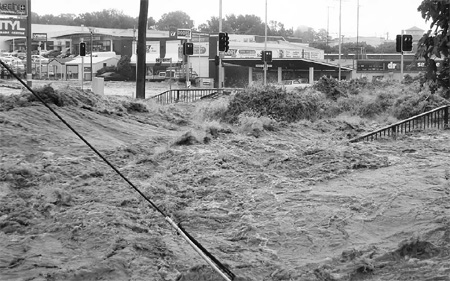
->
444;106;449;129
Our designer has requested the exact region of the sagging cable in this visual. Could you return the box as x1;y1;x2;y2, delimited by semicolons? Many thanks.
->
0;60;235;281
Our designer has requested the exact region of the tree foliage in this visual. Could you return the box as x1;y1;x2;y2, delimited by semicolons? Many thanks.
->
416;0;449;96
117;55;132;80
32;9;156;30
197;15;293;37
156;11;194;31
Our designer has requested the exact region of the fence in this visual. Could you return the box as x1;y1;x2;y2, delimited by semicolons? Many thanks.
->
350;105;450;143
152;88;221;104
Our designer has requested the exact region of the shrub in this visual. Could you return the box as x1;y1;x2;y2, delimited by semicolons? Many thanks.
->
222;86;326;123
117;55;133;80
391;91;449;119
313;76;347;100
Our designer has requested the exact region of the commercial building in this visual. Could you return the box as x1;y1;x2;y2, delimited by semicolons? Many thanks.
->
1;23;353;85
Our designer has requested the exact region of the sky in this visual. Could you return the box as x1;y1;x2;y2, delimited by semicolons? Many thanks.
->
32;0;431;40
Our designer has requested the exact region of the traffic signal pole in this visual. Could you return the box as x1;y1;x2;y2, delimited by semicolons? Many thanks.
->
218;0;223;89
400;30;404;80
264;0;267;86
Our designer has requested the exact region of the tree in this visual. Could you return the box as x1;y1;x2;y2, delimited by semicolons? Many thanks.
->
197;16;232;33
268;20;293;37
293;26;316;43
147;17;156;29
156;11;194;31
117;55;132;80
74;9;138;29
416;0;449;96
375;42;397;53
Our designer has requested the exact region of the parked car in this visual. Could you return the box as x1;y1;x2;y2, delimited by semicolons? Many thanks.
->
97;72;127;81
281;79;311;91
42;50;61;58
31;55;49;64
0;56;25;71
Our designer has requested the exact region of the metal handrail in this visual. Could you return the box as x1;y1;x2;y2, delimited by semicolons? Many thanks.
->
350;105;450;143
152;88;240;104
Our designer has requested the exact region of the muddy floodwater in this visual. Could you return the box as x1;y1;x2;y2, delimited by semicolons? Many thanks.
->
1;83;449;280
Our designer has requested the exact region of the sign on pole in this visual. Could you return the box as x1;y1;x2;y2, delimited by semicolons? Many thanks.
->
32;32;47;41
0;18;26;36
0;0;27;16
176;29;191;40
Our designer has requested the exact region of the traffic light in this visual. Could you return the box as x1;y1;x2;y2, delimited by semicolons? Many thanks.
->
264;51;272;63
80;42;86;56
261;50;272;62
402;35;413;52
224;33;229;52
218;32;229;52
396;34;413;52
396;35;401;52
183;42;194;55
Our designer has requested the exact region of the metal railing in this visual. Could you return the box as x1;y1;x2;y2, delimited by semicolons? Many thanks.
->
350;105;450;143
152;88;221;104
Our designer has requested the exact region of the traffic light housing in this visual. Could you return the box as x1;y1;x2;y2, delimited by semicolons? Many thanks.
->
80;42;86;56
224;33;229;52
402;35;413;52
396;34;413;52
183;42;194;55
218;32;229;52
265;51;272;63
261;50;272;62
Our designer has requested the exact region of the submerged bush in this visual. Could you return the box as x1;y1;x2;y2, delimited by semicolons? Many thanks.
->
222;86;326;123
391;91;449;119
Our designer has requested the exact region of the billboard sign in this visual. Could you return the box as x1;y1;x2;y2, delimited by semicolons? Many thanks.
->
176;29;191;40
0;18;26;36
0;0;27;16
32;33;47;41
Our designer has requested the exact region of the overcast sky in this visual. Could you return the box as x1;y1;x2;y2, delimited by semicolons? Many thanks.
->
32;0;431;40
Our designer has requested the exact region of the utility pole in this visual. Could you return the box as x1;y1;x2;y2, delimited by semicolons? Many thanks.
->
136;0;148;99
264;0;267;86
26;0;32;87
400;30;404;80
356;0;359;60
338;0;342;80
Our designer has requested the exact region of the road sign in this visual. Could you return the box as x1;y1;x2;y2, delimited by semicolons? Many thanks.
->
256;64;272;67
156;58;172;63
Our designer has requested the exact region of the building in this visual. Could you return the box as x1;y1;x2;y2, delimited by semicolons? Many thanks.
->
1;23;353;86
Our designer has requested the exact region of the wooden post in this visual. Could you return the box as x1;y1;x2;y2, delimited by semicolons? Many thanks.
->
136;0;148;99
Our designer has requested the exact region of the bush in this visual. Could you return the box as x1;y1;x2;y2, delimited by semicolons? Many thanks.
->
222;86;326;123
117;55;133;80
392;91;449;119
314;76;347;100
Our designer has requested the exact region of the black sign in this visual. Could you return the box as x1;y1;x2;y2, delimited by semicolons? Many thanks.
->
357;60;427;72
0;18;26;36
